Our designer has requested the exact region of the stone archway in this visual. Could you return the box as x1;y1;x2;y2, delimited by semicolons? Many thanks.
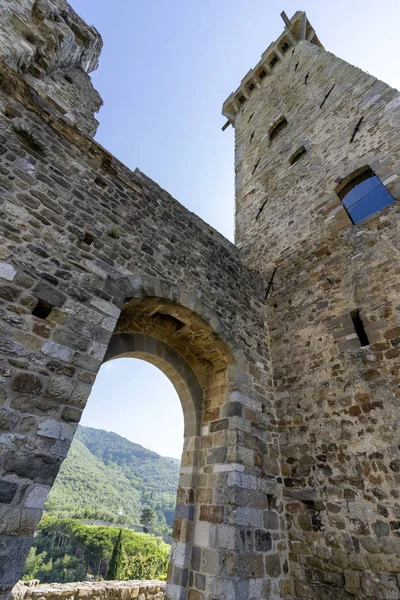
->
0;272;289;600
104;282;235;600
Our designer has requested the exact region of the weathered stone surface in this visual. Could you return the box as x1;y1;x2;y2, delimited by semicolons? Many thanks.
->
0;263;17;282
221;5;400;599
11;581;166;600
0;4;399;600
12;374;42;395
0;0;103;136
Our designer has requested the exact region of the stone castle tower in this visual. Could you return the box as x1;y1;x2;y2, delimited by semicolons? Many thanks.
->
0;4;399;600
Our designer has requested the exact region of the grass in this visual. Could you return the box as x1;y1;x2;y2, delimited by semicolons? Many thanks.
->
12;125;45;154
106;227;119;239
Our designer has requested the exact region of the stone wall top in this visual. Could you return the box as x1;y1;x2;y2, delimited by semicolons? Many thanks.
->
12;581;165;600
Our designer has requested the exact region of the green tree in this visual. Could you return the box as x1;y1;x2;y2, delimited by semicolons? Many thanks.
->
106;529;124;580
22;547;46;580
140;507;156;530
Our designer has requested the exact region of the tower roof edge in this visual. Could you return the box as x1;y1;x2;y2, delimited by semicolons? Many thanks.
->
221;11;323;124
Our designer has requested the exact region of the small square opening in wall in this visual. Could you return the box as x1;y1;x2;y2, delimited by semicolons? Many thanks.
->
351;310;370;347
238;95;246;104
281;42;290;53
83;232;95;245
258;69;267;80
32;299;53;320
94;176;108;190
270;55;279;67
289;146;307;165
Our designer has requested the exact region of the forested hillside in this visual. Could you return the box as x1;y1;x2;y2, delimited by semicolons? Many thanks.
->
45;426;180;533
23;517;170;582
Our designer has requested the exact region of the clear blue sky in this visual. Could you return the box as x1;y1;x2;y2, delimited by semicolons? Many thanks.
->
72;0;400;459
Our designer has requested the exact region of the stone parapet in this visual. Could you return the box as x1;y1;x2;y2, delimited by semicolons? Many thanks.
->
12;581;165;600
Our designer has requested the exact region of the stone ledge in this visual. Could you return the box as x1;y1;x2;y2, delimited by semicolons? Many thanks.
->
12;581;166;600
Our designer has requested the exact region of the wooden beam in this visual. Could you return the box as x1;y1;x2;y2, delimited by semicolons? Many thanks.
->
280;11;291;28
300;13;307;39
222;120;231;132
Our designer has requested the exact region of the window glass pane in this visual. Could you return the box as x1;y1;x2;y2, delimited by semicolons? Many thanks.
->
341;175;382;209
348;185;394;223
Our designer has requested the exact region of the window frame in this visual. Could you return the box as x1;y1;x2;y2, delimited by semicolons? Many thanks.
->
268;116;288;143
336;167;395;225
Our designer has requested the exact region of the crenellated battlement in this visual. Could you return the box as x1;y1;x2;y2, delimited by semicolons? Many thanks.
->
222;11;323;127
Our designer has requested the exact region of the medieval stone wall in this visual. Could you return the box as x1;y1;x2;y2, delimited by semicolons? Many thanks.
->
0;27;290;599
226;20;400;600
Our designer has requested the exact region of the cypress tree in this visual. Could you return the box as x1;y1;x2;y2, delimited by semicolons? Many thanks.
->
106;529;124;580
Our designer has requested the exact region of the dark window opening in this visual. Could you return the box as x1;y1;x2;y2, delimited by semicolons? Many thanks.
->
269;55;278;67
289;146;307;165
94;176;108;190
32;299;53;320
83;232;95;245
238;95;246;104
269;117;288;142
247;82;255;92
351;310;369;347
258;69;267;80
281;42;290;53
338;168;394;224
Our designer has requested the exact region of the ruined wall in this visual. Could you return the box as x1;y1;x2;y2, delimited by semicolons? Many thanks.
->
225;12;400;600
0;25;290;598
12;581;165;600
0;0;103;136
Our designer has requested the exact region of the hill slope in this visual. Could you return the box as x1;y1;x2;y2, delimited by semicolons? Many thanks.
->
45;425;180;532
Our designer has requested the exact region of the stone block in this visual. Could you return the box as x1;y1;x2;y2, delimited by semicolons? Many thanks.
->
255;530;272;552
12;374;42;395
199;505;223;524
0;262;16;282
264;554;281;578
201;548;220;575
33;281;65;308
42;341;71;362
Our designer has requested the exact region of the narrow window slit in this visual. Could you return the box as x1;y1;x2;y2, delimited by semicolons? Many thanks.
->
248;112;254;123
295;62;299;71
351;311;369;347
256;198;268;220
252;158;260;174
289;146;307;165
320;84;335;109
32;299;53;320
350;116;364;143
